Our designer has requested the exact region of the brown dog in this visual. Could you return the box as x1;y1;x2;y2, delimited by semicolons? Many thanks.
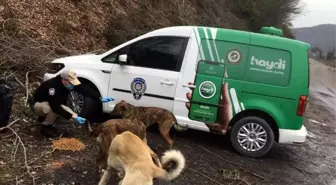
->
89;119;161;177
98;131;186;185
111;100;177;147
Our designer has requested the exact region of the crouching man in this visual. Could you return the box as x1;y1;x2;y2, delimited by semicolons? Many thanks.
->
32;70;114;138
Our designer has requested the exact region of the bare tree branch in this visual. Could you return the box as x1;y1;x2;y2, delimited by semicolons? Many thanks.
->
0;119;36;185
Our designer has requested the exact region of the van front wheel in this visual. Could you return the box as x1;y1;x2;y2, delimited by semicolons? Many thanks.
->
66;85;101;121
230;116;274;158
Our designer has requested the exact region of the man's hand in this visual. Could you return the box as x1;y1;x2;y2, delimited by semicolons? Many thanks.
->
74;116;86;125
71;114;78;120
101;97;114;103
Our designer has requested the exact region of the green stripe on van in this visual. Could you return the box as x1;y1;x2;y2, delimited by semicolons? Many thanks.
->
206;28;221;62
203;27;215;61
197;27;212;61
193;28;204;60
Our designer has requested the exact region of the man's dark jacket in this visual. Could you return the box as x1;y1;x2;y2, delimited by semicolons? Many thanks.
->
33;75;101;120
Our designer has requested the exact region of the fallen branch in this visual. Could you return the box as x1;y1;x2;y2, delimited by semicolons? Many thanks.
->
25;71;30;106
188;168;224;185
7;128;36;184
14;76;25;88
1;132;14;139
0;119;20;131
11;137;19;161
239;167;266;181
28;149;56;166
242;177;252;185
55;38;76;54
0;119;36;185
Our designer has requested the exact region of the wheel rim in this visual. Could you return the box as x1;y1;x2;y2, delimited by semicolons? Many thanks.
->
237;122;267;152
67;91;84;114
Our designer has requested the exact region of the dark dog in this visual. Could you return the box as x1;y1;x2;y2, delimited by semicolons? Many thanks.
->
89;118;161;177
111;100;177;147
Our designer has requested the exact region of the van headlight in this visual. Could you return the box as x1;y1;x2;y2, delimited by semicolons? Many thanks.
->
46;63;65;74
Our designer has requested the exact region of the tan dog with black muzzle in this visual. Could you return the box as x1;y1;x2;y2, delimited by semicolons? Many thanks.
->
98;131;186;185
88;119;161;177
111;100;177;147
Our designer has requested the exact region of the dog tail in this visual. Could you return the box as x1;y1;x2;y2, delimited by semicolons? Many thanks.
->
154;149;186;181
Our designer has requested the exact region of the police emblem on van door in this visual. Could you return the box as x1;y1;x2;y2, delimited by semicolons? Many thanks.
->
131;77;147;100
227;49;242;64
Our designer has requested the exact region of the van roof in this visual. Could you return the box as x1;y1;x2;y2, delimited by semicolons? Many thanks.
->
150;26;311;50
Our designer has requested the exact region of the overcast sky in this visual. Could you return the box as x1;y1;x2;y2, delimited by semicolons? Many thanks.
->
291;0;336;28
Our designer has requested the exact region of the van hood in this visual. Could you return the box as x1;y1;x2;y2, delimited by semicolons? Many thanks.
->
52;53;102;64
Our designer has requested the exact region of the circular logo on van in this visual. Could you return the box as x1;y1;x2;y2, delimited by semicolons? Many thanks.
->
199;81;216;99
227;49;242;64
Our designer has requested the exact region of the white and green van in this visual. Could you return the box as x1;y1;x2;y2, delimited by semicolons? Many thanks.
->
44;26;311;157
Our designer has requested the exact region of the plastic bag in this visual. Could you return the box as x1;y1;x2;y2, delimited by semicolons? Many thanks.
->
0;79;14;128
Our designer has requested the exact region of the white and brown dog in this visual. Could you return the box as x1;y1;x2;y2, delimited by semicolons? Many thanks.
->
88;119;161;177
97;131;186;185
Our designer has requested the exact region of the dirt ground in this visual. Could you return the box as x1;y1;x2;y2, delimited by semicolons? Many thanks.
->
1;59;335;185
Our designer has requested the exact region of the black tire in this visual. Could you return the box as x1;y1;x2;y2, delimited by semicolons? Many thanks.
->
78;96;102;121
66;83;102;122
229;116;274;158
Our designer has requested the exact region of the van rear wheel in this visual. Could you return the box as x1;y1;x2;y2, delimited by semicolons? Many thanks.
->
229;116;274;158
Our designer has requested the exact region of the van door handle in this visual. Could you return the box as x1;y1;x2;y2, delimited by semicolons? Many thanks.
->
160;80;174;86
182;84;196;89
101;70;111;74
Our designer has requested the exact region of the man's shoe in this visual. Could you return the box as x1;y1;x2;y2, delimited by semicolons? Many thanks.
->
40;125;68;138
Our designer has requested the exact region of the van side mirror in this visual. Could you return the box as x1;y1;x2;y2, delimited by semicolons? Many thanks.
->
118;54;127;64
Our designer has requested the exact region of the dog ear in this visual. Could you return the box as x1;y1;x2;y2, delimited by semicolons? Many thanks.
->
120;103;129;112
121;100;129;106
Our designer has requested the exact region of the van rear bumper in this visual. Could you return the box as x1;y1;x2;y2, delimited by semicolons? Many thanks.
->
278;125;307;144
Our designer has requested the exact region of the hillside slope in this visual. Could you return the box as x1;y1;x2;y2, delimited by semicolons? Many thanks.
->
0;0;300;79
0;0;245;53
292;24;336;57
